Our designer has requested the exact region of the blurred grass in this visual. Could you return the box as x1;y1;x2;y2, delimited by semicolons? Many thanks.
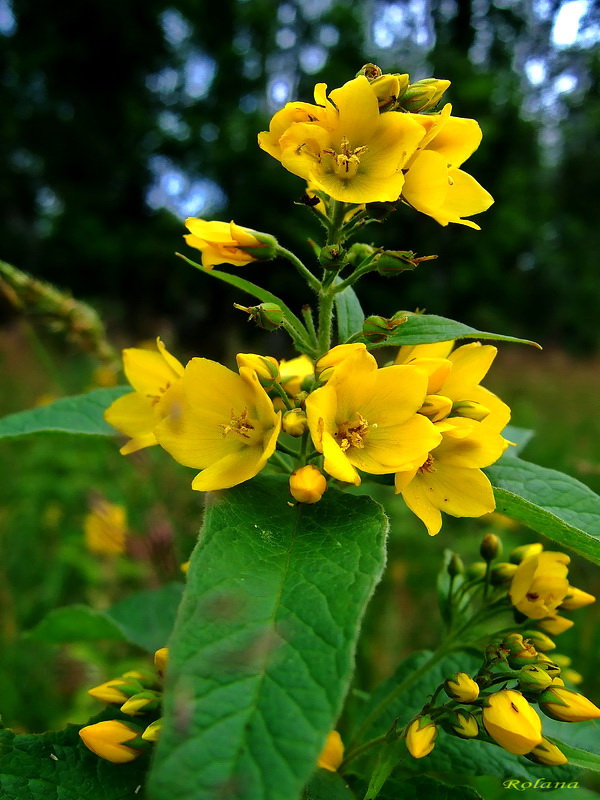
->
0;324;599;743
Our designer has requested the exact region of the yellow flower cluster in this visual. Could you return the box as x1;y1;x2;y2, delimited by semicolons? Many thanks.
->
258;71;493;229
105;338;510;535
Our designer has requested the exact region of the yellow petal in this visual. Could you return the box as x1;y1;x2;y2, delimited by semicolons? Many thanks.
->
443;343;497;397
395;341;454;364
433;419;509;468
122;347;181;397
425;115;483;168
328;76;380;147
191;431;275;492
321;431;361;485
104;391;157;441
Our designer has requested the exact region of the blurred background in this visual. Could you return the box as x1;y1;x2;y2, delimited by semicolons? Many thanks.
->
0;2;599;787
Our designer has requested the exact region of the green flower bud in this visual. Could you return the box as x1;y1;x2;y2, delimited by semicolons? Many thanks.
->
480;533;502;562
361;315;407;343
449;710;479;739
452;400;491;422
509;542;543;564
521;631;556;652
399;78;451;112
517;664;554;692
319;244;348;271
346;242;376;267
234;302;284;331
447;553;464;577
369;72;410;111
120;689;163;716
490;562;518;585
356;63;382;81
466;561;487;580
375;250;437;275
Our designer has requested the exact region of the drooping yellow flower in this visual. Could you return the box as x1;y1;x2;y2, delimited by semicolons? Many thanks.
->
317;730;344;772
306;348;441;486
401;104;494;229
405;715;438;758
482;690;542;755
104;338;184;455
79;720;144;764
394;417;509;536
155;358;281;492
184;218;276;269
509;551;571;619
259;76;426;204
84;498;127;556
538;686;600;722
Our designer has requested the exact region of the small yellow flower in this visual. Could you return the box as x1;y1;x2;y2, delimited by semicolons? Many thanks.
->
259;76;426;204
306;348;441;486
538;686;600;722
104;338;184;455
289;465;328;504
405;715;437;758
155;358;281;492
184;218;276;269
79;720;143;764
84;498;127;556
527;737;568;766
317;730;344;772
509;551;570;619
481;690;542;755
394;417;509;536
401;104;494;229
444;672;479;703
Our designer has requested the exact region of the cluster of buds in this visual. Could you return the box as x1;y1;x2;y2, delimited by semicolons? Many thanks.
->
358;64;450;113
78;647;168;763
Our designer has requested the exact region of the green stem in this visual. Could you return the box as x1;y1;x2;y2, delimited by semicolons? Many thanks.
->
276;246;320;292
276;440;299;458
22;321;67;394
282;318;317;359
269;451;293;472
271;382;294;411
326;200;347;246
332;255;379;293
340;733;387;770
301;305;318;346
316;289;335;356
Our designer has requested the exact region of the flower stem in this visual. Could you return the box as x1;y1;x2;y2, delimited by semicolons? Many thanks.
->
327;200;348;246
301;305;318;346
316;289;336;357
340;733;387;770
332;256;379;293
276;246;321;292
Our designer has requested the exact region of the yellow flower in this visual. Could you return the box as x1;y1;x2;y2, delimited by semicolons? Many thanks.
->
444;672;480;703
305;348;441;486
79;720;143;764
482;690;542;755
155;358;281;492
315;343;368;381
259;76;426;204
401;104;494;229
394;417;509;536
279;355;314;397
538;686;600;722
317;730;344;772
405;715;437;758
289;465;328;504
560;585;596;610
184;218;276;269
84;498;127;556
527;737;568;766
104;338;184;455
88;678;142;705
509;551;571;619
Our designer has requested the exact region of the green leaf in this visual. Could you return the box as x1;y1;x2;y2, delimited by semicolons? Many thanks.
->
0;712;150;800
486;458;600;564
357;314;540;349
547;740;600;773
501;425;534;456
25;584;184;652
178;255;309;343
0;387;129;439
303;770;356;799
334;282;365;342
147;476;388;800
379;775;484;800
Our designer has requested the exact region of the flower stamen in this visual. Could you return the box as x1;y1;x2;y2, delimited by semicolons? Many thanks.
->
335;412;370;452
220;408;255;440
418;453;436;474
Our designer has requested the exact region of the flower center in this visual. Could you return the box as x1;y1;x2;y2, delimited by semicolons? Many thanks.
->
220;408;255;440
335;412;369;452
418;454;436;474
322;136;368;179
147;382;172;406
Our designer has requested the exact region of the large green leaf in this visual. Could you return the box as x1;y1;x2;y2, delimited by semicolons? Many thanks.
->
25;584;184;652
147;476;388;800
334;282;365;343
303;770;356;799
357;314;540;349
379;775;484;800
0;711;150;800
486;458;600;564
546;740;600;773
178;255;310;343
0;387;129;439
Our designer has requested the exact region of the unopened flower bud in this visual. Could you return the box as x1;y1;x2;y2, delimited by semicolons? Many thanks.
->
282;409;308;437
356;63;382;81
481;690;542;755
79;720;146;763
400;78;451;112
526;737;568;766
405;715;437;758
480;533;502;562
538;686;600;722
509;543;543;564
550;653;571;668
538;661;562;679
452;400;491;422
491;562;518;585
559;585;596;610
289;466;327;504
319;244;347;270
419;394;452;423
236;353;279;384
141;718;162;743
466;562;487;580
537;615;574;636
449;710;479;739
370;72;410;110
447;553;464;577
563;668;584;685
317;730;344;772
88;678;144;705
444;672;479;703
362;315;407;343
154;647;168;677
518;664;554;692
521;631;556;652
234;302;284;331
120;689;162;716
346;242;376;267
375;250;436;275
502;633;539;669
121;669;156;687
